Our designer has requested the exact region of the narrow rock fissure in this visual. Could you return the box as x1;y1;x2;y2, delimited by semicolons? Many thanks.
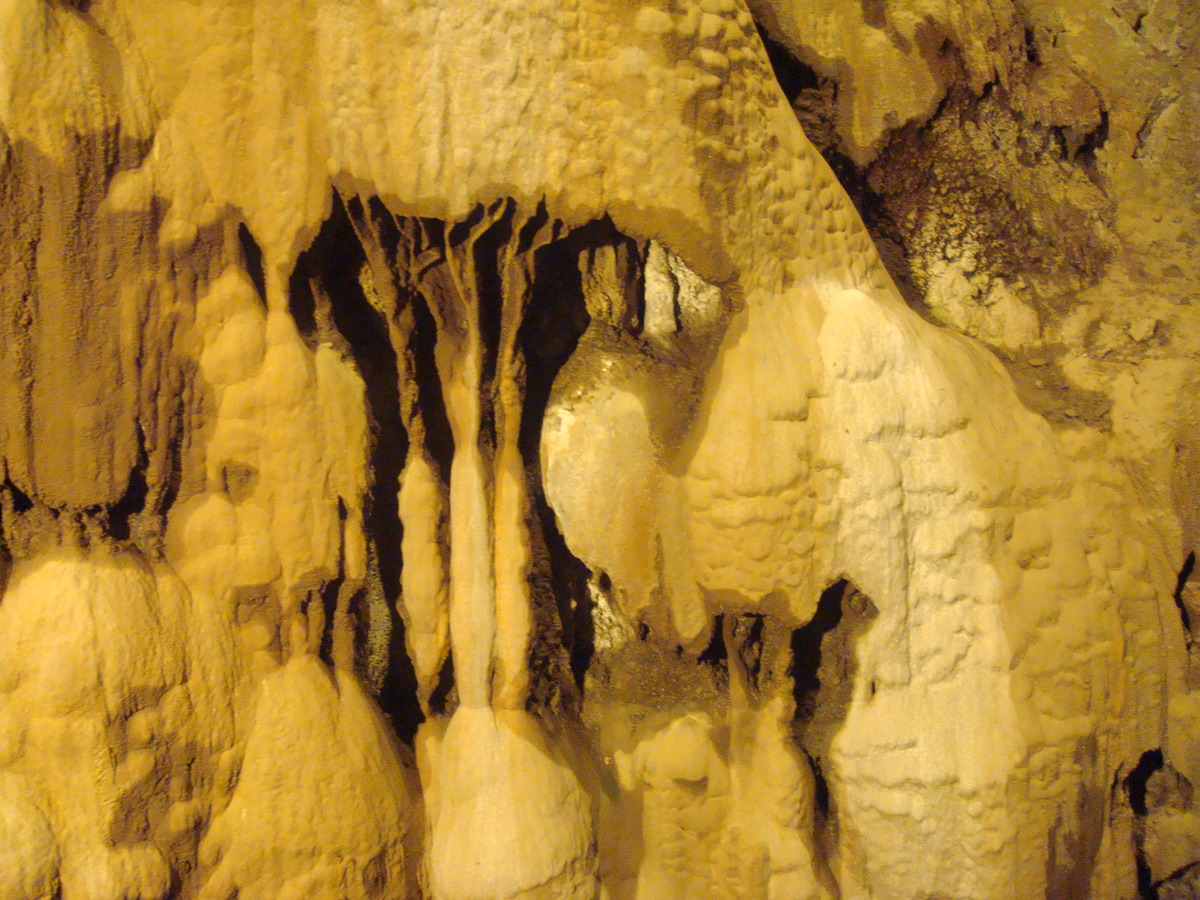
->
237;222;266;304
1126;748;1165;899
807;749;831;820
792;582;878;774
698;614;728;666
791;580;848;723
1155;859;1200;894
1173;551;1195;644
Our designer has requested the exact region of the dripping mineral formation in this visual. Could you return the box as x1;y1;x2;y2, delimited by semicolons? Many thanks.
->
1;0;1198;899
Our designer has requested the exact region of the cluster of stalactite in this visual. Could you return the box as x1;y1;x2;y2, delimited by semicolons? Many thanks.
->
336;197;565;717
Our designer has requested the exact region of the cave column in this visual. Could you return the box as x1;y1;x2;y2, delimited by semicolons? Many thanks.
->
401;203;597;900
410;206;507;710
491;210;562;709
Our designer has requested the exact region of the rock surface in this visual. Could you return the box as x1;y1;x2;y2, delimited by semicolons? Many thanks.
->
0;0;1196;898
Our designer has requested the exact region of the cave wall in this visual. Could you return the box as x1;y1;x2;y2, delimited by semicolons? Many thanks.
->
0;1;1197;898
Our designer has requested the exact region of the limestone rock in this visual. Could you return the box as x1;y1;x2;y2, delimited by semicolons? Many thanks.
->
1;0;1197;898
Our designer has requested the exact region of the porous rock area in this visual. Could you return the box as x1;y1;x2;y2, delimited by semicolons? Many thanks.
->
0;0;1196;898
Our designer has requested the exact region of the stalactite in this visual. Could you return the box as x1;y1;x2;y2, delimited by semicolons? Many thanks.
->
2;1;1197;897
491;206;564;709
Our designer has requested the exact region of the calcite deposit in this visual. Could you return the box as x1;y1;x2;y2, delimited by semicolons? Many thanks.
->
0;0;1197;898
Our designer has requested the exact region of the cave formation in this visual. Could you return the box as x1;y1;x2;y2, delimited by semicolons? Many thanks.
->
1;1;1198;899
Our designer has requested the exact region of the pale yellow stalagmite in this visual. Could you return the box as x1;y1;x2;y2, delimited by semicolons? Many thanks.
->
397;448;451;707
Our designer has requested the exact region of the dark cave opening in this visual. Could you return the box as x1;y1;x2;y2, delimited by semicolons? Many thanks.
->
698;614;728;666
291;192;424;742
755;24;821;99
105;426;150;544
791;580;848;721
237;222;267;304
790;579;878;840
1126;747;1165;899
285;198;652;724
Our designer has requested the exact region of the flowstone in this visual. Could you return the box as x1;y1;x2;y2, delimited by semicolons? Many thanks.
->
0;0;1197;898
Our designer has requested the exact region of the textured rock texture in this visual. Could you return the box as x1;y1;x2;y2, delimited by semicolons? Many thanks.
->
0;0;1196;898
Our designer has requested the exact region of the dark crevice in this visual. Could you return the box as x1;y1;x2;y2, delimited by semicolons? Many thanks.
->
520;219;592;456
106;426;149;543
523;219;626;698
792;580;847;720
317;577;340;668
537;496;593;692
294;192;422;742
728;614;766;693
286;262;319;343
806;750;831;819
1126;748;1165;899
427;654;456;717
755;24;821;99
2;480;34;515
407;290;456;480
698;614;728;666
1139;853;1157;899
790;582;878;888
528;375;593;702
1155;859;1200;893
467;208;510;419
525;500;583;716
821;145;890;229
156;399;186;529
792;576;878;834
1172;551;1194;642
237;223;267;304
1023;26;1041;64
